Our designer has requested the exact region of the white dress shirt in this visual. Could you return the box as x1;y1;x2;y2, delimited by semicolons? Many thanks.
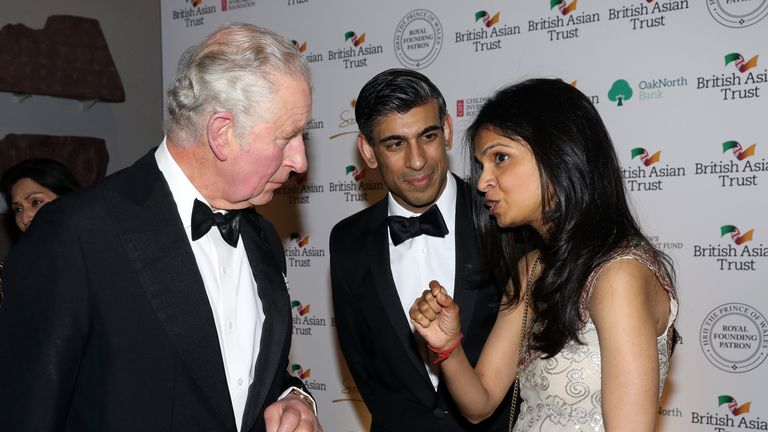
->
388;172;457;390
156;139;264;431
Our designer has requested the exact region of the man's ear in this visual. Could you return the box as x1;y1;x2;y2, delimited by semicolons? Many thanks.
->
357;134;378;169
443;113;454;151
207;112;235;162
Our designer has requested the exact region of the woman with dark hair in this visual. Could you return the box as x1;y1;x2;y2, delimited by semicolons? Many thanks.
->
2;158;81;234
410;79;677;431
1;158;80;305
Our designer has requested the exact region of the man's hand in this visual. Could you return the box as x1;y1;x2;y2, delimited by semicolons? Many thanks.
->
409;280;461;351
264;394;322;432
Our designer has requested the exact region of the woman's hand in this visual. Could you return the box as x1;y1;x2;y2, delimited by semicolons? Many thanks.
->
409;280;462;350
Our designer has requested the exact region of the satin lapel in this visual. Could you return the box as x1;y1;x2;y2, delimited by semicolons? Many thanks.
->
105;154;235;431
368;203;431;384
240;213;290;432
452;179;478;334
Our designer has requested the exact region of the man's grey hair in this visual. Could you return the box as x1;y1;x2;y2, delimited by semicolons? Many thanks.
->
165;23;311;147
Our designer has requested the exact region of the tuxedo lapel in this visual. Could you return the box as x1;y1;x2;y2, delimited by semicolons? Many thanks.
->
105;153;236;431
367;201;432;386
239;212;290;432
452;179;478;334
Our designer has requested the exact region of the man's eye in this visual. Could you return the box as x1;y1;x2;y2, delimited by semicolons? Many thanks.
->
386;141;404;151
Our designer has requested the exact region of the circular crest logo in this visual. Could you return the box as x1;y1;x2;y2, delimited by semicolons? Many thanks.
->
177;45;199;72
708;0;768;28
700;302;768;373
393;9;443;70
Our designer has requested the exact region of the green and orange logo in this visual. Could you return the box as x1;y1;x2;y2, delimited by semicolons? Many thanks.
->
290;232;309;247
291;300;311;316
551;0;577;15
608;79;633;106
188;0;201;7
722;141;756;160
292;40;307;53
721;225;754;245
631;148;661;166
345;31;366;47
346;165;365;181
290;364;312;380
475;11;500;27
718;395;751;416
725;53;759;73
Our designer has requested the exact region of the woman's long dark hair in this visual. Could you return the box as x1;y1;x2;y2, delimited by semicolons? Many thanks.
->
466;78;675;357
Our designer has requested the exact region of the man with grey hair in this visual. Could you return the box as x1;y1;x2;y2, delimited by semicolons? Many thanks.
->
0;24;321;432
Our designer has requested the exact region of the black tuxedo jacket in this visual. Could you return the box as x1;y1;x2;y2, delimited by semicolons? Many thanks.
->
0;151;302;432
330;175;511;432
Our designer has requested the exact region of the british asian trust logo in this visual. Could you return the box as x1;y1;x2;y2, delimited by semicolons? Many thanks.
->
696;52;766;101
170;0;217;28
329;165;384;203
608;0;690;31
694;141;765;188
528;0;600;42
289;363;327;392
328;30;384;70
291;40;323;64
284;232;325;268
693;225;765;271
394;9;443;70
273;170;324;205
691;395;767;430
621;147;685;192
290;299;328;336
454;11;520;53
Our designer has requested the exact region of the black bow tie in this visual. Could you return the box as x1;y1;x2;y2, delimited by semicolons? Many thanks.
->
191;199;243;247
386;205;449;246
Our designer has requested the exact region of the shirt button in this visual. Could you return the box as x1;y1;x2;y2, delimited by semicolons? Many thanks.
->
227;322;233;330
421;249;427;255
237;378;244;386
221;266;228;275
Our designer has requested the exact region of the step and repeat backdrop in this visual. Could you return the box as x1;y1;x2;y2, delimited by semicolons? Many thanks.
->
161;1;766;430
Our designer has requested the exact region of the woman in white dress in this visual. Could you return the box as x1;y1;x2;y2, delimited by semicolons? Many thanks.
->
410;79;678;432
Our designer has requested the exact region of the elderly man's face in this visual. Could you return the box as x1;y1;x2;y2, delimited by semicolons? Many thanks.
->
224;75;312;208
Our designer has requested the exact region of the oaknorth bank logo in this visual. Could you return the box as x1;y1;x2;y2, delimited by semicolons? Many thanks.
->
346;165;365;181
719;395;751;416
290;364;311;380
723;141;756;161
290;232;310;248
721;225;753;246
291;300;311;316
632;147;661;166
608;79;633;106
551;0;577;15
725;52;759;73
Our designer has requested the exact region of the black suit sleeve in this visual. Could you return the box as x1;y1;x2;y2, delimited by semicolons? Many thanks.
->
329;225;379;408
0;203;90;431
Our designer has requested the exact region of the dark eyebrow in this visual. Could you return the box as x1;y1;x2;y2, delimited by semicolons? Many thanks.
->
478;143;510;157
379;124;442;144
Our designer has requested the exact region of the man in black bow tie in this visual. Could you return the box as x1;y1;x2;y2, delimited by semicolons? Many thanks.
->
330;69;512;432
0;24;321;432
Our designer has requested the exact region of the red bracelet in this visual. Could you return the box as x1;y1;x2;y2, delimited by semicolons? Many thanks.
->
428;333;463;364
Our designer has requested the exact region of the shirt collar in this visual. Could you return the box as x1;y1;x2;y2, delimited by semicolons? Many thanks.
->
155;137;210;229
387;172;457;229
